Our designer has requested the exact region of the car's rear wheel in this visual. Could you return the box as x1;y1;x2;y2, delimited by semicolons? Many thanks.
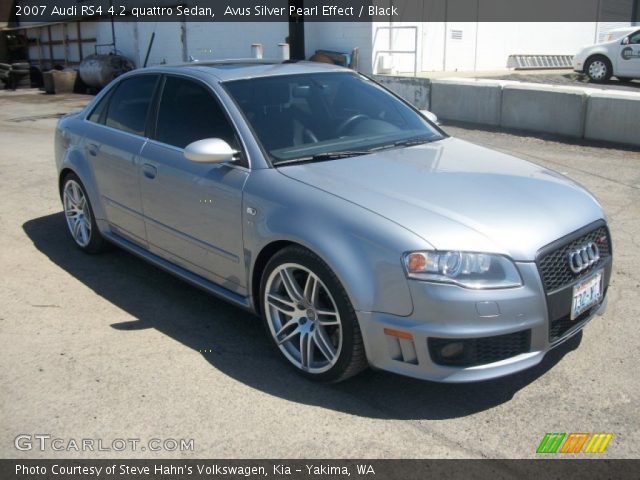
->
260;246;367;382
61;173;109;253
585;55;612;83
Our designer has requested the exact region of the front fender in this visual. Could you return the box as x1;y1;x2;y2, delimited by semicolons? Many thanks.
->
584;46;613;62
243;169;431;317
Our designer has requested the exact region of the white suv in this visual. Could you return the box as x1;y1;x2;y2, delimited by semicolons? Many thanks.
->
573;27;640;83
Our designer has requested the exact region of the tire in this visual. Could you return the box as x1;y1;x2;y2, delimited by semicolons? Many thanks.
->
260;246;368;382
61;173;109;254
585;55;612;83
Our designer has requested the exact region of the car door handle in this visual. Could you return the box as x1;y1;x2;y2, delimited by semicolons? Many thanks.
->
142;163;157;179
87;143;99;156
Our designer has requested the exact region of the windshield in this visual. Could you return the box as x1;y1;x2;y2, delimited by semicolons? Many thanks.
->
223;72;444;164
604;29;635;42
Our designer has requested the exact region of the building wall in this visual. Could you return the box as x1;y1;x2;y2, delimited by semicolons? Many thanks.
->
377;21;636;73
473;22;597;71
23;21;289;68
304;22;373;73
125;22;289;66
24;22;99;66
182;22;289;63
17;19;638;73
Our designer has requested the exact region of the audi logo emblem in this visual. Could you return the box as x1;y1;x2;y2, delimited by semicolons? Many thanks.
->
568;242;600;274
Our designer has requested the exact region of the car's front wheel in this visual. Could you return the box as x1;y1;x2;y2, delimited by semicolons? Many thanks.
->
61;173;109;253
260;246;367;382
585;55;612;83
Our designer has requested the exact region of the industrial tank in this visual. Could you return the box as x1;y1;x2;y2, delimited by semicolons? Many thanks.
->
78;54;135;88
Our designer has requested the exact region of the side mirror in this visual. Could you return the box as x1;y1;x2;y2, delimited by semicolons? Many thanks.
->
183;138;237;164
420;109;440;125
622;37;630;45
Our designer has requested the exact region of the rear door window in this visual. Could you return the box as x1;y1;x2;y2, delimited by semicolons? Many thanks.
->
87;90;112;124
104;75;159;136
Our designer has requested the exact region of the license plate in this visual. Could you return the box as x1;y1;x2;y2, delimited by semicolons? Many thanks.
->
571;270;603;320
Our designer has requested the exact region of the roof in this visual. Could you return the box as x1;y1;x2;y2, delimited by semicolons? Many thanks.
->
609;26;638;33
142;59;351;82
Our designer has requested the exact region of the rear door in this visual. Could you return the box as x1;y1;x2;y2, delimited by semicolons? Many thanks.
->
138;75;249;294
83;74;159;246
616;30;640;77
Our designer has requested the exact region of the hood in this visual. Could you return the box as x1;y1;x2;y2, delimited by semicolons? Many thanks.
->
277;137;604;261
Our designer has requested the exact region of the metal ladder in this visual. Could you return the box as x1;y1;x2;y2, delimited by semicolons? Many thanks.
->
506;55;574;70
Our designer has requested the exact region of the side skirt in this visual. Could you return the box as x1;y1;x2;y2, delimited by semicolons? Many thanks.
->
103;231;254;313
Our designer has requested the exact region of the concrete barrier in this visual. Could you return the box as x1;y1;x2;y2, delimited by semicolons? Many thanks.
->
585;92;640;147
372;75;431;109
430;80;502;125
374;74;638;148
501;84;587;138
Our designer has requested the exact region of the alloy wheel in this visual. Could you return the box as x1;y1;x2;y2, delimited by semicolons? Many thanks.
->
264;263;343;374
63;179;92;247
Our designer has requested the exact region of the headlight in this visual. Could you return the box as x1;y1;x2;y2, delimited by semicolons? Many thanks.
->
403;251;522;289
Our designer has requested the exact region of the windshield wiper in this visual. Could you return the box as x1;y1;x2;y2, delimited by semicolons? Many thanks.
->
273;150;371;166
391;137;434;148
394;138;433;147
370;137;434;152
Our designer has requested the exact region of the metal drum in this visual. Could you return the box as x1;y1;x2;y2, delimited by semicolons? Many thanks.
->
78;54;135;88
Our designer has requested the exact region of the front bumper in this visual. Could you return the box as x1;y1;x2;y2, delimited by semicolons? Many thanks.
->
357;258;611;383
572;56;586;73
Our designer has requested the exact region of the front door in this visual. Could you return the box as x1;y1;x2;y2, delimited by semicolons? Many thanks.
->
617;30;640;77
139;75;248;294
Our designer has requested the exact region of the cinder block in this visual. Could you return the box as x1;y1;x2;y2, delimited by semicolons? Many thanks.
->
430;80;502;125
501;85;586;138
585;92;640;147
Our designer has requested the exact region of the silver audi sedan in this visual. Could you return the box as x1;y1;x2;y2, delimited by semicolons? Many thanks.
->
55;60;612;383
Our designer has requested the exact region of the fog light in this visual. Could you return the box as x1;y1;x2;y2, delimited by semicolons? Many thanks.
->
440;341;464;359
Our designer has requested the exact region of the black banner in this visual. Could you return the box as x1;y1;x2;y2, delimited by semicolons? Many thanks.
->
1;459;640;480
3;0;640;23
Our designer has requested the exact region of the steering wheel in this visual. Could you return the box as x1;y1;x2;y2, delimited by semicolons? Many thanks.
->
336;114;370;136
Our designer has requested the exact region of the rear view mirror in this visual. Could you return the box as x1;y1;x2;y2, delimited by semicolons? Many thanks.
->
420;110;440;125
183;138;237;163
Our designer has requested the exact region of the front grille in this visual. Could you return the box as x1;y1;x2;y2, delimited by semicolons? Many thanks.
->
428;330;531;367
537;226;611;292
